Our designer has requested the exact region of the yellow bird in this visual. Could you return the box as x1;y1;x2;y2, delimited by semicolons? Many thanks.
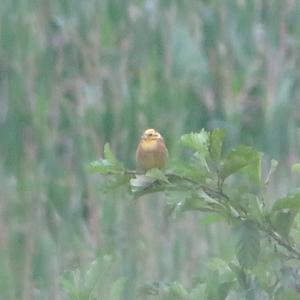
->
136;128;168;172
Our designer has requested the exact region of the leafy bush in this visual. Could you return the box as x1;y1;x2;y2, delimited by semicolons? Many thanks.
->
88;129;300;300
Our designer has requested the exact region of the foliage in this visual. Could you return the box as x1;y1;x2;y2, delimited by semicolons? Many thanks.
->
1;0;300;299
61;255;126;300
90;129;300;299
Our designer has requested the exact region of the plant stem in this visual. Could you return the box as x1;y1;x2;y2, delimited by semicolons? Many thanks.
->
105;168;300;260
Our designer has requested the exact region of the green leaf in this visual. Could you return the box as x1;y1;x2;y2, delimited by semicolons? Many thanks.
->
217;281;235;300
207;258;230;274
180;130;209;154
292;163;300;173
145;168;169;183
206;258;235;300
103;143;121;165
182;195;210;212
84;255;113;295
271;211;297;239
189;284;206;300
220;146;260;180
228;263;247;289
170;160;209;182
88;143;124;175
233;220;260;269
247;195;264;222
103;143;124;169
88;159;124;175
209;128;225;161
206;271;234;300
169;282;189;299
244;152;263;186
60;276;79;298
272;193;300;210
100;175;130;193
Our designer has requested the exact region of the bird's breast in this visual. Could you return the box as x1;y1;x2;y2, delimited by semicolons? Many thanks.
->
139;139;158;151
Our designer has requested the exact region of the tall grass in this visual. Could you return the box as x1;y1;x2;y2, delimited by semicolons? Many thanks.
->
0;0;300;299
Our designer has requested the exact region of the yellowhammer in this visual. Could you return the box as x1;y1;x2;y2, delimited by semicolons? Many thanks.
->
136;128;168;172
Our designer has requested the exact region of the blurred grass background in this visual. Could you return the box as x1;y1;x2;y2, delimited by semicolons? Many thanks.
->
1;0;300;299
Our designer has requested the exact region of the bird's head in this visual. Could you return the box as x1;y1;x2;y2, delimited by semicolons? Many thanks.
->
141;128;163;142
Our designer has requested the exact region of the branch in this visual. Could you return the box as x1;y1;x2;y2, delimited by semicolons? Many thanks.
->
261;222;300;259
99;168;300;261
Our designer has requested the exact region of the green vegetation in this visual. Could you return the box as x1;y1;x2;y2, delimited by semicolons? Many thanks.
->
1;0;300;299
91;130;300;299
